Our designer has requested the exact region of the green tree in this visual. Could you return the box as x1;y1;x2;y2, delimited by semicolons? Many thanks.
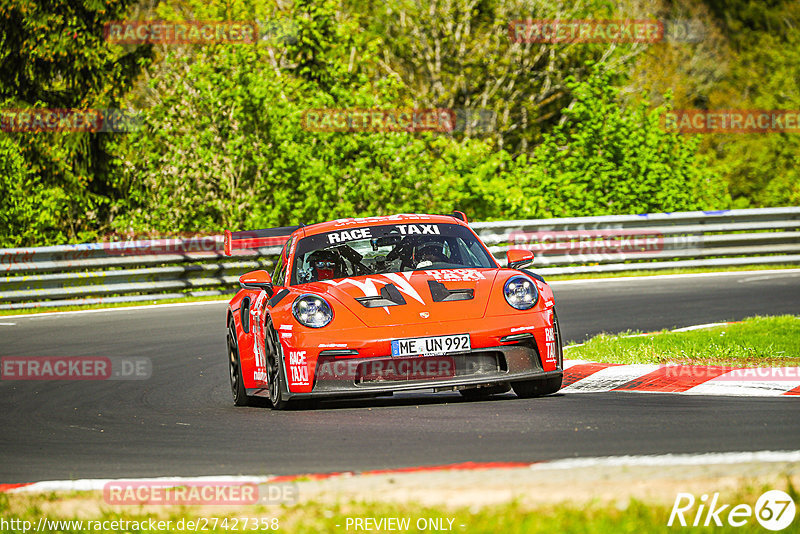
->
0;0;151;244
433;71;729;220
354;0;652;155
0;134;71;247
110;0;483;232
702;0;800;207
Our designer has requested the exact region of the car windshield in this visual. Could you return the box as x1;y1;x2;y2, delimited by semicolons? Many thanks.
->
291;223;496;284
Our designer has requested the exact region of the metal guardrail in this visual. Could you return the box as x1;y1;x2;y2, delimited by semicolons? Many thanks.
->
0;236;278;310
472;206;800;275
1;207;798;310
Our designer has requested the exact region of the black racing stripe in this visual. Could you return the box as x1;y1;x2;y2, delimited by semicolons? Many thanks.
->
519;268;546;283
268;289;290;307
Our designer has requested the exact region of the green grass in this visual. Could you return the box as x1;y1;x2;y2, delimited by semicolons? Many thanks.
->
2;480;795;533
272;499;778;534
566;315;800;367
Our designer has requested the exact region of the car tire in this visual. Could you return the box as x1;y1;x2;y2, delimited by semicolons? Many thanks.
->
265;317;292;410
459;384;510;401
511;376;562;398
228;318;255;406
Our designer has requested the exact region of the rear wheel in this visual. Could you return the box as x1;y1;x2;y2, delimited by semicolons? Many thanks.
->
511;376;562;398
459;384;510;401
228;318;254;406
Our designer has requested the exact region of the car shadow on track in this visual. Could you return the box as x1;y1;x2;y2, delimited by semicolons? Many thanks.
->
266;392;566;411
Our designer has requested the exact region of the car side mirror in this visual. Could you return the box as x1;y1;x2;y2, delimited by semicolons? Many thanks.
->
239;270;274;296
506;249;534;269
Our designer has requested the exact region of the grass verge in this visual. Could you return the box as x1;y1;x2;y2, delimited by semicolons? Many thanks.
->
565;315;800;367
1;479;796;533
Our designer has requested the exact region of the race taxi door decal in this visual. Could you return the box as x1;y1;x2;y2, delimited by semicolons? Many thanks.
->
250;290;268;384
541;308;558;370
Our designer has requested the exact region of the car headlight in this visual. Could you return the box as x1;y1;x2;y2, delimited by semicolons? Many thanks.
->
292;294;333;328
503;275;538;310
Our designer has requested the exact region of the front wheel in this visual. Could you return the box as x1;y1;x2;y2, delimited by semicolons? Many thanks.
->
511;376;562;398
265;317;291;410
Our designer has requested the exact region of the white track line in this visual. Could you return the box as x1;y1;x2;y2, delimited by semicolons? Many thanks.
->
1;299;228;320
528;450;800;471
7;451;800;494
7;475;275;493
671;322;730;332
564;321;734;350
740;272;800;283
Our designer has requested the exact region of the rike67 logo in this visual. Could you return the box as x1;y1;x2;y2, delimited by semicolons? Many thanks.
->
669;490;796;531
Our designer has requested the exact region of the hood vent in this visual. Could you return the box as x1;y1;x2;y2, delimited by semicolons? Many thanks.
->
355;283;407;308
428;280;474;302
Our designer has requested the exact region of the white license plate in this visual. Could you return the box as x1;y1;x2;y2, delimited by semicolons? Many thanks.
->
391;334;470;357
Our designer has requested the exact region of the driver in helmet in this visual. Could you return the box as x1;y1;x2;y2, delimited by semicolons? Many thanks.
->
414;241;449;268
306;249;345;281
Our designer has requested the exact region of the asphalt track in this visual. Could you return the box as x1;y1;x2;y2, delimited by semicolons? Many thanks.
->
1;270;799;483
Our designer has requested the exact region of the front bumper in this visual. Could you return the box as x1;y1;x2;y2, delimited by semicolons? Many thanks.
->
247;307;564;401
277;337;561;400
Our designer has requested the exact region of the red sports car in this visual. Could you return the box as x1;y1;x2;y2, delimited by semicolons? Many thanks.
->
224;213;563;409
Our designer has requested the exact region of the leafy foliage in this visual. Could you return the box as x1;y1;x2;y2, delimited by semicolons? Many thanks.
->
354;0;651;154
0;0;152;243
432;71;728;220
634;0;800;208
6;0;798;247
0;134;71;247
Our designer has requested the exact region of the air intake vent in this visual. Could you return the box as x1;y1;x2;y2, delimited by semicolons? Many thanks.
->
355;283;407;308
428;280;474;302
